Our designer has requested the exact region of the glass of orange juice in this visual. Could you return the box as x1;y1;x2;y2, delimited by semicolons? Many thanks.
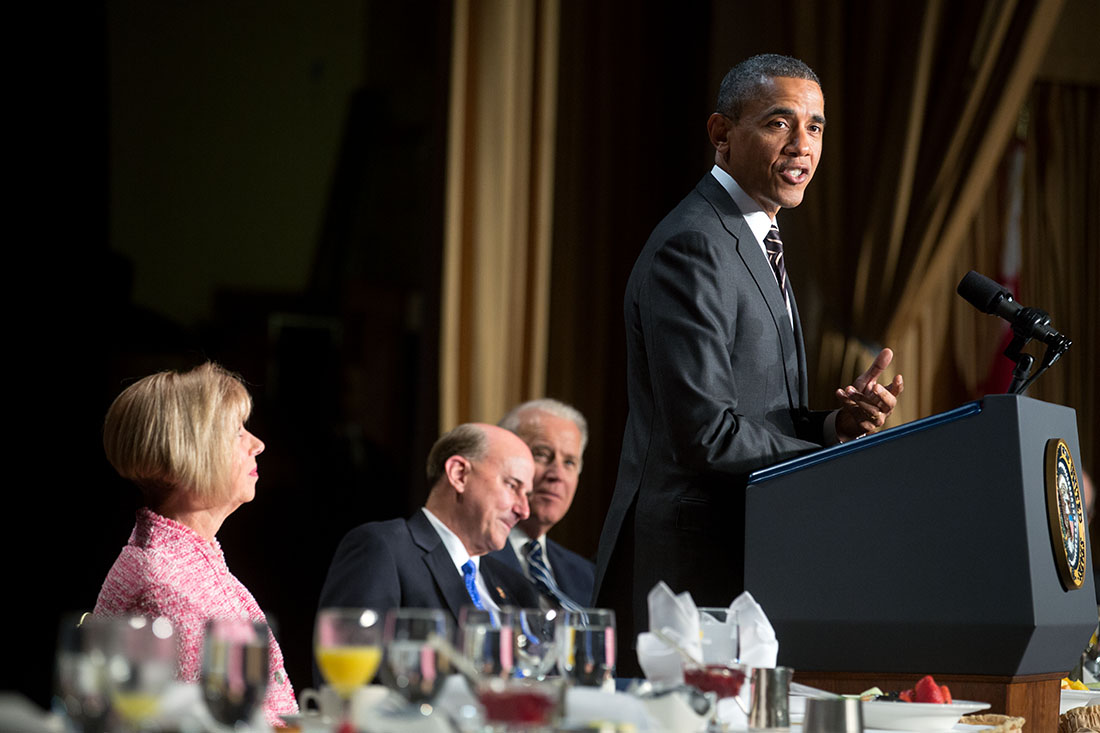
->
314;608;383;721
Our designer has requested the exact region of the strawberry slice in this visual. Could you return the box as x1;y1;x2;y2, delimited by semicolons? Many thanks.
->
914;675;945;703
940;685;952;704
899;689;914;702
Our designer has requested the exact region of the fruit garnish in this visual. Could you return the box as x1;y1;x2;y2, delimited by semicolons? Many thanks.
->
914;675;946;703
858;686;884;701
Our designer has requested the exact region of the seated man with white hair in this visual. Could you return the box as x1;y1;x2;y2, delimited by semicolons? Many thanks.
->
490;399;596;610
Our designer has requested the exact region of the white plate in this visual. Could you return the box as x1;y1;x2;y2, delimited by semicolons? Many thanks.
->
1061;688;1100;715
861;699;990;731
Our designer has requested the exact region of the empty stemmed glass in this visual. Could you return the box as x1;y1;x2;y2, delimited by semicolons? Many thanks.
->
314;608;383;725
556;609;616;690
201;618;269;731
102;616;178;732
381;608;452;715
513;608;558;680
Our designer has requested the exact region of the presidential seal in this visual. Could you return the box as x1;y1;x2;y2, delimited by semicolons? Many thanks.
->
1046;438;1087;590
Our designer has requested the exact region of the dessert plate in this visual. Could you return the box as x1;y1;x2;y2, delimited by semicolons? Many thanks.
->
861;699;990;731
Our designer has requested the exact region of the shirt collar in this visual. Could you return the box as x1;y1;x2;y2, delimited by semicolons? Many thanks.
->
710;165;778;246
507;526;544;558
420;507;476;574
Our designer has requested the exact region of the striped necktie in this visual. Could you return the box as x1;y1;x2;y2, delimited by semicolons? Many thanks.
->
462;559;486;610
524;540;583;612
764;224;789;304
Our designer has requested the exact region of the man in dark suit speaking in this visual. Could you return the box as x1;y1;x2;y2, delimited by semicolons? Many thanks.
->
319;423;541;623
592;54;904;674
489;399;595;610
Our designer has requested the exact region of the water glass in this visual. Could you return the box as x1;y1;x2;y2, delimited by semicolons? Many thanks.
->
53;613;112;733
459;607;515;679
382;608;452;709
698;607;740;665
513;608;558;680
556;609;616;688
201;618;269;730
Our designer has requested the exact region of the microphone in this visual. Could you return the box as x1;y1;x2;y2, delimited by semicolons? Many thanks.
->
956;270;1066;346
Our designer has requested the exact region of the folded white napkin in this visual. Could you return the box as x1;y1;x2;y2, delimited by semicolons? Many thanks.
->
730;591;778;668
636;581;701;683
637;583;779;685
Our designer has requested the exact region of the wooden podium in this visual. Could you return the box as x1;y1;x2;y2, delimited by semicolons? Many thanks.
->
744;395;1095;728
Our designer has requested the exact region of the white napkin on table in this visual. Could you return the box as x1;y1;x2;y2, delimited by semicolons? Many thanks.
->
729;591;778;668
636;582;701;683
636;583;780;684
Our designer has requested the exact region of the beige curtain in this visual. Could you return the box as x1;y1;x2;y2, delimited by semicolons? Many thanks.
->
1015;83;1100;472
440;0;560;430
799;0;1066;427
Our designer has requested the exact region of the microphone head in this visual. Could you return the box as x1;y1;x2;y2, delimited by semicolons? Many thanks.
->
957;270;1012;314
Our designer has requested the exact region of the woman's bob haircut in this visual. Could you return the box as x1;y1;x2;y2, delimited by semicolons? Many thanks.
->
103;362;252;507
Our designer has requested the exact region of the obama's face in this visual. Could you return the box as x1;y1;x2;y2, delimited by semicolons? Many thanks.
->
711;76;825;217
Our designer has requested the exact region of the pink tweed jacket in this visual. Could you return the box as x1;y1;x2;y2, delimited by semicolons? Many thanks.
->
95;508;298;726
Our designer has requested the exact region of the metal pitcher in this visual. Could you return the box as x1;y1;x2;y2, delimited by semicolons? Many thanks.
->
734;666;793;730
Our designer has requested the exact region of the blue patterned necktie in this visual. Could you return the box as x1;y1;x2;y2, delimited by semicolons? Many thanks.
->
462;559;486;610
524;540;584;612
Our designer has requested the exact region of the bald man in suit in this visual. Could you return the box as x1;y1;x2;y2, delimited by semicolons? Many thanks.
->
319;423;542;623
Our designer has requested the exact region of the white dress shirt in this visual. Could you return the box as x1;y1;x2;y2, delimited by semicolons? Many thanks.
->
710;164;793;325
709;165;840;443
421;507;501;611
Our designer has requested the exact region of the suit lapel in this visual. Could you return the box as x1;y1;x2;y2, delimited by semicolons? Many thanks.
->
496;544;526;576
407;511;472;622
697;175;802;410
545;541;579;604
481;557;521;607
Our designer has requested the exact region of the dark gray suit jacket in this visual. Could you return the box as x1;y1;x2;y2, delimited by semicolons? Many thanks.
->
593;173;827;665
488;536;595;608
318;510;541;625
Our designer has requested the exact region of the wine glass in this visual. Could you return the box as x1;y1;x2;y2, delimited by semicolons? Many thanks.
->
53;612;111;733
513;608;558;680
314;608;383;724
201;618;269;731
381;608;452;714
458;607;515;679
102;616;178;732
556;609;616;689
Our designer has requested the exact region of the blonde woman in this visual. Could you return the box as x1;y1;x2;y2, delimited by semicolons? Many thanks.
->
95;362;297;726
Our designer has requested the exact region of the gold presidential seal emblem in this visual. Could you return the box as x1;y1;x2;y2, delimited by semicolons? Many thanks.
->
1046;438;1087;590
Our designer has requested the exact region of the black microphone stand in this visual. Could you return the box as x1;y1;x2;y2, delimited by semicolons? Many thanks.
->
1001;306;1072;395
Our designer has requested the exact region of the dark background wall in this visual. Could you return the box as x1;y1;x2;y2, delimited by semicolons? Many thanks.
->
8;0;1097;710
11;0;453;706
